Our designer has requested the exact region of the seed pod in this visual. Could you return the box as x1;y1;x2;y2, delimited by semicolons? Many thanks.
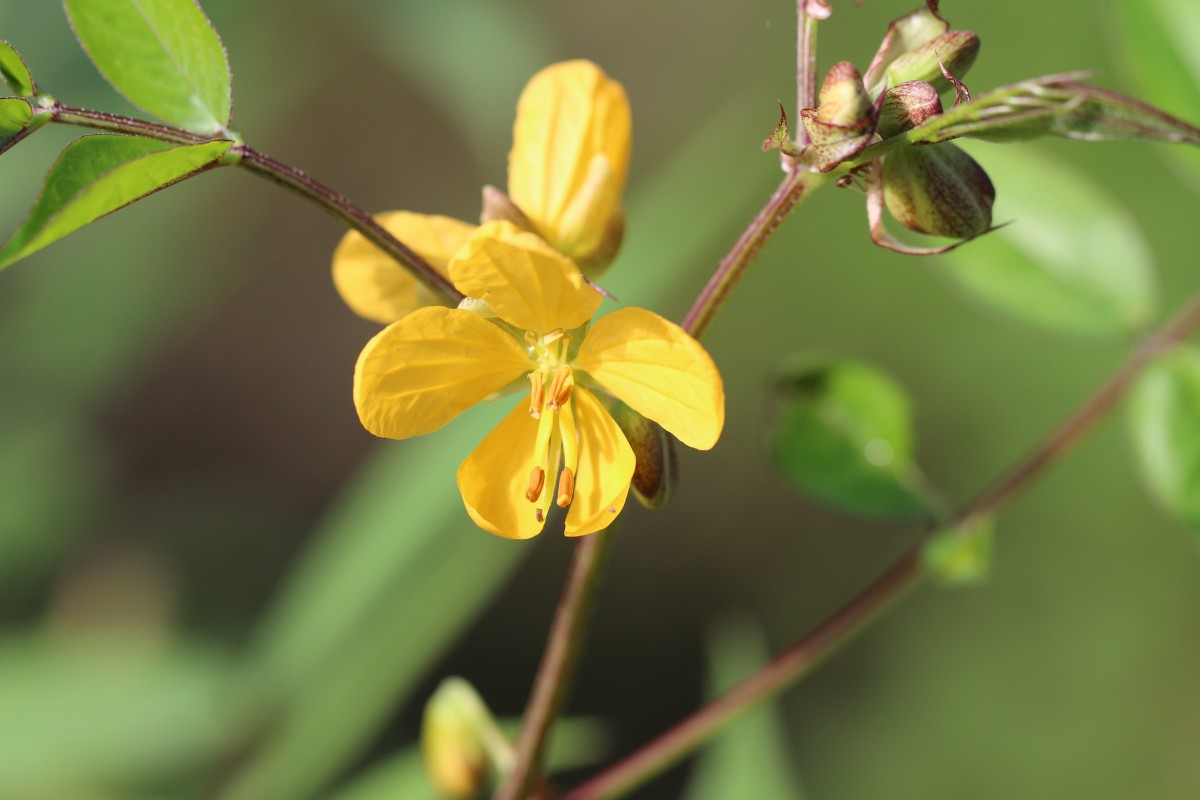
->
885;30;980;95
882;143;994;238
878;80;943;139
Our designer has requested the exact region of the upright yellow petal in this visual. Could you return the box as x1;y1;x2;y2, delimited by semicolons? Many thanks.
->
508;60;631;265
457;402;547;540
333;212;475;324
564;388;635;537
449;221;601;333
574;308;725;451
354;307;531;439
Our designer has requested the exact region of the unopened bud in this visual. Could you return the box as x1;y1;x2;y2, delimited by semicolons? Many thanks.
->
877;81;943;139
884;30;980;95
611;401;676;509
882;143;994;239
480;185;535;231
422;677;502;798
801;62;877;172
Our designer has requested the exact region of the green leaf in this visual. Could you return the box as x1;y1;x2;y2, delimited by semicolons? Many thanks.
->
0;39;35;96
922;515;994;587
940;142;1157;338
63;0;233;134
766;355;930;519
684;618;805;800
0;97;33;155
1127;345;1200;532
1111;0;1200;188
0;135;231;270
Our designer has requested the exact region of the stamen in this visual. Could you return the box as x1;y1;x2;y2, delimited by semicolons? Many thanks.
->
527;373;545;418
525;467;545;502
536;508;544;523
542;328;566;346
524;330;538;347
546;366;574;410
556;467;575;508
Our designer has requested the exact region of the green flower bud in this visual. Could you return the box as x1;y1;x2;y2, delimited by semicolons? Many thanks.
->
801;62;877;172
422;677;502;798
877;81;943;139
882;143;994;239
610;400;676;509
884;30;980;94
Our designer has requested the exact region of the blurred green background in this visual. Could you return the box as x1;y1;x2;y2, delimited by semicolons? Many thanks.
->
1;1;1198;798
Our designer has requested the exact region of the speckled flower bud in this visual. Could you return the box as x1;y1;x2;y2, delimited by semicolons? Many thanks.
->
611;400;676;509
801;62;878;172
878;81;943;139
882;143;994;238
422;678;499;798
885;30;980;94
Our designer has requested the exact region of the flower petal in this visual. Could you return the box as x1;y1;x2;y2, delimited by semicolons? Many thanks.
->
508;60;631;262
449;221;601;333
564;388;635;537
333;211;475;324
574;308;725;450
354;306;531;439
457;401;546;540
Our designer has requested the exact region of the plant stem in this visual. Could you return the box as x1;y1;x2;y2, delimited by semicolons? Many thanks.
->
794;0;822;149
494;531;616;800
44;104;461;305
681;169;829;338
234;145;462;303
562;293;1200;800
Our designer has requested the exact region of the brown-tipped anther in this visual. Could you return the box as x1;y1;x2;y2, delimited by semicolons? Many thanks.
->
556;468;576;508
878;81;943;138
528;374;545;418
525;467;546;502
535;508;544;523
546;365;574;411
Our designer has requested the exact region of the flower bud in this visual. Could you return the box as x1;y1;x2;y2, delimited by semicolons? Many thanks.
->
884;30;980;95
421;677;500;798
801;62;877;172
480;185;535;231
877;81;943;139
610;400;676;509
573;207;625;279
882;143;994;238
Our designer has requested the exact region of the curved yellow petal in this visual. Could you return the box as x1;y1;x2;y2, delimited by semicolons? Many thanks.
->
457;401;547;540
574;308;725;451
333;211;475;324
564;388;635;537
354;307;531;439
449;221;601;333
508;60;631;263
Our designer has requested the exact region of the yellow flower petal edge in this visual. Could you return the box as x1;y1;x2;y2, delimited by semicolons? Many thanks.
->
333;212;475;324
354;306;531;440
507;60;631;265
458;401;547;540
564;387;635;536
575;307;725;451
449;221;601;334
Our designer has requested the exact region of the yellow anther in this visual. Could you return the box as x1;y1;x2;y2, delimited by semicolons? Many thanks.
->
556;467;576;508
542;328;566;346
527;373;545;418
524;330;539;347
545;366;574;411
525;467;545;502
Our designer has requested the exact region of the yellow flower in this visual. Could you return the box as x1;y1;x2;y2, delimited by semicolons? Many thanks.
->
333;60;631;325
354;221;724;539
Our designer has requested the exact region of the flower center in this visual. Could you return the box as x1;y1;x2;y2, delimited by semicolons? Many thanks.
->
522;328;580;523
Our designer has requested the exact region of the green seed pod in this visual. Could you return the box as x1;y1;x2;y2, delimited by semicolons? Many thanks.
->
610;400;676;509
421;677;500;798
877;80;943;139
882;143;994;238
884;30;980;94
